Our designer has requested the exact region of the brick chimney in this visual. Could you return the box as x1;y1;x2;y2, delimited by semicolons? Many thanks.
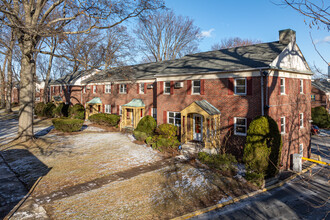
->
279;29;296;44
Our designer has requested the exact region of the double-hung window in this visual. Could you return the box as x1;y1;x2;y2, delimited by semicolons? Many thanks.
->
105;104;111;114
300;113;304;128
35;97;40;102
281;117;286;134
83;86;86;93
119;84;127;94
168;112;181;127
139;83;145;94
234;117;247;136
105;84;111;93
234;78;246;95
93;85;96;93
192;80;201;94
164;81;171;94
300;79;303;94
280;78;285;95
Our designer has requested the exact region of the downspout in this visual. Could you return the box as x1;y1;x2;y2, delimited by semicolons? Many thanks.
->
260;69;264;116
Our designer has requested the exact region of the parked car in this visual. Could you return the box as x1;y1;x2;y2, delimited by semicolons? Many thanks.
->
311;125;320;135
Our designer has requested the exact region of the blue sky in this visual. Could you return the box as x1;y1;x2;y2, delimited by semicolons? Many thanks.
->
165;0;329;74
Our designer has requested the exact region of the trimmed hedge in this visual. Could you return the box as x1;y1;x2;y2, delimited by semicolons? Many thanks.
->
53;103;69;118
133;130;148;142
243;116;282;184
157;124;177;138
52;118;84;132
43;103;56;118
135;116;157;136
312;106;330;128
69;104;85;120
35;102;46;117
89;113;120;127
198;152;237;172
147;135;180;151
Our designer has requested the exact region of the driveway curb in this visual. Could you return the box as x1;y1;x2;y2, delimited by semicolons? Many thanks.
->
172;163;317;220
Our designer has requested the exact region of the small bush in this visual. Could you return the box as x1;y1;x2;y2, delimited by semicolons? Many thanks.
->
44;103;56;118
89;113;120;127
198;152;237;172
245;172;265;188
133;130;148;142
35;102;45;117
69;104;85;120
312;106;330;128
135;116;157;136
52;118;84;132
157;124;177;138
147;135;180;151
53;103;70;118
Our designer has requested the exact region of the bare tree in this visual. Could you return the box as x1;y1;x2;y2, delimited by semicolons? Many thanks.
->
135;10;201;62
0;0;163;140
5;29;15;113
280;0;329;30
211;37;262;50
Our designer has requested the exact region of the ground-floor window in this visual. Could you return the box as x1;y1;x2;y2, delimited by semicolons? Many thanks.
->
168;111;181;127
234;117;247;136
119;106;122;115
299;143;303;155
105;104;111;114
35;97;40;102
281;117;286;134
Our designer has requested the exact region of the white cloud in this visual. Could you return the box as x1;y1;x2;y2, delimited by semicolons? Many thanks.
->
315;36;330;44
198;28;215;38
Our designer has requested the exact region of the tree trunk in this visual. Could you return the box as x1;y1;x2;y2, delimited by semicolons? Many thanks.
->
43;39;56;103
18;39;35;140
0;58;7;108
5;31;15;113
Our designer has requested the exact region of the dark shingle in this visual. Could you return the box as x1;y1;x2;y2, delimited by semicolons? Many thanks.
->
312;79;330;93
195;100;221;115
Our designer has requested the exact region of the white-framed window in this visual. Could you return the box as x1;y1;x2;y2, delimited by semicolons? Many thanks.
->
119;84;127;94
119;106;122;115
300;113;304;128
281;117;286;134
93;85;96;93
152;108;157;120
234;117;247;136
139;83;145;94
164;81;171;94
280;78;285;95
234;78;246;95
168;112;181;127
52;86;55;93
35;97;40;102
36;87;40;93
105;104;111;114
300;79;303;94
192;80;201;94
299;143;303;154
105;84;111;94
83;86;86;93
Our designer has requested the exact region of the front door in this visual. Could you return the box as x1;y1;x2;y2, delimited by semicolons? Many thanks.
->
193;114;203;141
127;109;134;126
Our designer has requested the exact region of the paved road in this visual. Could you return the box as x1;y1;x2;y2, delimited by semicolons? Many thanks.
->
193;136;330;220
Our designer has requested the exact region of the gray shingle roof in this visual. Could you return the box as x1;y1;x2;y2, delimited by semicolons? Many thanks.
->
156;41;288;76
312;79;330;93
50;69;96;85
195;100;221;115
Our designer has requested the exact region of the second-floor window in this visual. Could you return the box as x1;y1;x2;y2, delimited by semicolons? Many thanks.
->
139;83;145;94
164;81;171;94
93;85;96;93
281;117;286;134
234;117;247;136
192;80;201;94
280;78;285;95
300;113;304;128
300;79;303;94
234;78;246;95
168;112;181;127
105;84;111;93
105;104;111;114
83;86;86;93
120;84;127;94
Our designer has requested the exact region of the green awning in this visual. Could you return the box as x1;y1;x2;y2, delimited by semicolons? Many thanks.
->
87;97;102;104
122;99;145;107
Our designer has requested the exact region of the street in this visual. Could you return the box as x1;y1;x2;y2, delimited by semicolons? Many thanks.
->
193;135;330;220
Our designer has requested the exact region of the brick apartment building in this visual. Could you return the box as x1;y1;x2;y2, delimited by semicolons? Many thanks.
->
311;79;330;112
49;29;312;169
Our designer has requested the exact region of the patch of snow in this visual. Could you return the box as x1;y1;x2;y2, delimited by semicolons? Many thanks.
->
218;196;233;204
83;125;105;132
236;163;246;177
175;155;188;161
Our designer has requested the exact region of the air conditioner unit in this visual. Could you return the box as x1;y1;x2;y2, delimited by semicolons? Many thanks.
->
174;82;183;88
147;84;153;89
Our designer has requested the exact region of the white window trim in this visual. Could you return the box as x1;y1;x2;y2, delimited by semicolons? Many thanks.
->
300;79;304;94
83;86;86;93
93;85;96;94
234;78;247;95
119;84;127;94
167;111;181;127
139;83;145;94
281;116;286;134
105;104;111;114
280;78;285;95
35;97;40;101
164;81;171;95
299;143;303;155
36;88;40;93
234;117;247;136
300;113;304;128
105;84;111;94
192;80;201;95
119;106;122;115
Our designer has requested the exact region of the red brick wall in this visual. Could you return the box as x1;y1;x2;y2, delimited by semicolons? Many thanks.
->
311;86;328;111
